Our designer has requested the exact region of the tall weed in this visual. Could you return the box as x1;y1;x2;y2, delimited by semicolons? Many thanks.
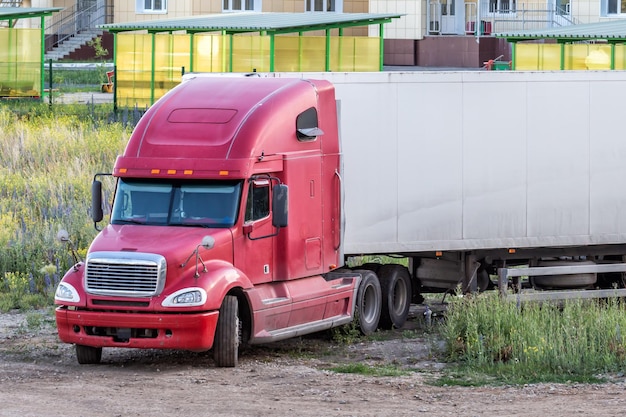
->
443;293;626;383
0;105;129;307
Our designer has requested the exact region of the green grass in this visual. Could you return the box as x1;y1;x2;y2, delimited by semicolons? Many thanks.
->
0;104;129;309
441;293;626;384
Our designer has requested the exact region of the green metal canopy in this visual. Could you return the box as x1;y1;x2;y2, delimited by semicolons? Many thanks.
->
497;20;626;43
0;6;62;23
100;12;402;107
100;12;402;35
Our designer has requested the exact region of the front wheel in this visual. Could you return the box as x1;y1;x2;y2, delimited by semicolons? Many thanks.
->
213;295;240;367
353;269;382;335
76;344;102;364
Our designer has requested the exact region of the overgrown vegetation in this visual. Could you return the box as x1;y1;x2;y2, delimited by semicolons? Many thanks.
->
441;292;626;384
0;104;129;311
43;66;107;93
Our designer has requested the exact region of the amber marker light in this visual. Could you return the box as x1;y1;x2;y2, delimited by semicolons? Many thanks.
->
119;168;127;174
219;170;229;176
184;170;193;175
167;169;176;175
151;169;160;174
508;248;516;254
436;251;443;257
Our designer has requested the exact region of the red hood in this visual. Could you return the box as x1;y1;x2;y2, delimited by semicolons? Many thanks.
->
89;225;234;268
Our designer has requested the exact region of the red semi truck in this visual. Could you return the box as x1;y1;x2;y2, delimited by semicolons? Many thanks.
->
55;71;626;367
54;75;393;367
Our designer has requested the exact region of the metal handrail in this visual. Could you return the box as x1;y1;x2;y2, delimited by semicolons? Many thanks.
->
43;0;113;51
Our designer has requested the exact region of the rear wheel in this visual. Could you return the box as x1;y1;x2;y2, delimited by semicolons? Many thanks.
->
353;269;382;335
76;345;102;364
213;295;240;367
377;264;411;330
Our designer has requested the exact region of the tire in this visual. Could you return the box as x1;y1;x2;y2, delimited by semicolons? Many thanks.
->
359;263;381;274
76;345;102;365
533;260;597;289
377;264;411;330
213;295;240;367
353;269;382;335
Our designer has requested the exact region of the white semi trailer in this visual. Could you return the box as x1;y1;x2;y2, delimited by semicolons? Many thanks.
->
271;70;626;301
55;70;626;366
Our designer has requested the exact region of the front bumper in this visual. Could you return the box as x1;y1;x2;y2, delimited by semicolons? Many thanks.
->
55;307;219;351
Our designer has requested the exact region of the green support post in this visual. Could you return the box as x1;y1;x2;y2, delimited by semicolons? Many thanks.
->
39;15;45;103
325;28;331;71
511;42;516;70
379;23;385;71
113;34;117;111
560;42;565;70
221;30;227;72
151;32;156;105
229;33;234;72
269;33;275;72
610;43;615;70
189;33;195;73
338;28;343;72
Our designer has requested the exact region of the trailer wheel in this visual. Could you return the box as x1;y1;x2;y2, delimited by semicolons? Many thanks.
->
213;295;240;368
377;264;411;330
353;269;382;335
75;344;102;364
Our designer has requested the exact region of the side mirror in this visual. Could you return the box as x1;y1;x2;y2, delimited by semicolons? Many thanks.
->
272;184;288;228
91;180;104;223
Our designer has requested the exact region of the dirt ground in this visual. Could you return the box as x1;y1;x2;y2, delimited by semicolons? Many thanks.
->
1;308;626;417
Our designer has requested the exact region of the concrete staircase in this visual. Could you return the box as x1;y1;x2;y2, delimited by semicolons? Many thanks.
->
0;0;23;6
44;29;103;61
0;0;23;27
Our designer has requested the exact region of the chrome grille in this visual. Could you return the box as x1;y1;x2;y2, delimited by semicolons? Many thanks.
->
85;252;166;297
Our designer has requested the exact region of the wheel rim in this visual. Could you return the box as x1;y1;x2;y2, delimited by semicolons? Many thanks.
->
391;278;408;316
362;283;378;323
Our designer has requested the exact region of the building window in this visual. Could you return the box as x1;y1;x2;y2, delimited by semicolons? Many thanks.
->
607;0;626;14
136;0;167;13
488;0;515;13
224;0;257;12
305;0;342;12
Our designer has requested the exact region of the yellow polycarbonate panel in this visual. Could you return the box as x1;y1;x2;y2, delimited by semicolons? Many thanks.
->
0;29;41;97
274;36;302;71
273;36;379;72
274;36;326;71
515;43;560;70
116;33;153;107
193;34;226;73
615;44;626;70
352;37;380;71
564;44;611;70
232;36;270;73
154;33;190;99
115;33;382;106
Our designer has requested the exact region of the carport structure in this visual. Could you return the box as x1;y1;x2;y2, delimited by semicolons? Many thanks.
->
0;7;62;99
497;20;626;70
99;12;402;107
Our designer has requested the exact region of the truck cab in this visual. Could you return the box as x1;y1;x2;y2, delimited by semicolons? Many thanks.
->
54;76;376;367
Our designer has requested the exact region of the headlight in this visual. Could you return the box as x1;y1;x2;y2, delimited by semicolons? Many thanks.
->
55;282;80;303
162;288;207;307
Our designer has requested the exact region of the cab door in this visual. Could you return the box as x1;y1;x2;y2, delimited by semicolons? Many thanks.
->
235;179;274;285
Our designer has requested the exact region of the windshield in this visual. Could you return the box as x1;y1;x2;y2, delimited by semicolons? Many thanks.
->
111;179;242;228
